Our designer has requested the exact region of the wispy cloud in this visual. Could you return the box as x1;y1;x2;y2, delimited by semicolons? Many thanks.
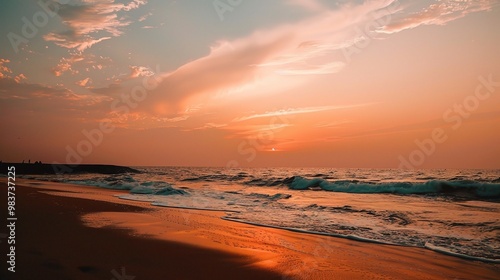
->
44;33;111;52
379;0;497;34
314;120;351;128
343;110;500;140
52;53;112;77
234;105;367;122
198;123;227;129
44;0;147;51
138;12;153;22
286;0;324;11
1;57;109;120
89;83;122;96
128;65;155;79
256;0;400;76
0;78;108;118
0;59;13;79
14;73;27;83
155;115;189;123
139;0;399;116
52;54;84;76
75;77;91;87
223;123;294;138
0;59;27;83
274;61;345;75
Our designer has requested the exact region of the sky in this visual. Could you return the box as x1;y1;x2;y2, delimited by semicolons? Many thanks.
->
0;0;499;168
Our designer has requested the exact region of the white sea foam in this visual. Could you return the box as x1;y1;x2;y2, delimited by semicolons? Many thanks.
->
118;182;499;262
221;217;399;246
23;167;500;262
424;243;500;264
152;202;240;212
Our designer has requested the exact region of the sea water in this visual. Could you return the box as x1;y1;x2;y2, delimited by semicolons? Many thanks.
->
24;167;500;262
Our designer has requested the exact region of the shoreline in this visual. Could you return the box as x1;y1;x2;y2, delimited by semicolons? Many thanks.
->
0;180;280;280
0;162;140;175
2;179;499;279
152;202;500;264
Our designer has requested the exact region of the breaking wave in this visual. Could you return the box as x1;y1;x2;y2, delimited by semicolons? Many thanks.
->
63;175;188;196
286;176;500;198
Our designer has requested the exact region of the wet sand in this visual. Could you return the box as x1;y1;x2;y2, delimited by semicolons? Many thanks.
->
1;180;499;279
0;181;280;280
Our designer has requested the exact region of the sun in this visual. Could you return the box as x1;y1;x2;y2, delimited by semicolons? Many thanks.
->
272;148;276;151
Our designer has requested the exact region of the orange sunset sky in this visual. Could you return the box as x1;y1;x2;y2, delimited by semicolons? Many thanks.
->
0;0;499;168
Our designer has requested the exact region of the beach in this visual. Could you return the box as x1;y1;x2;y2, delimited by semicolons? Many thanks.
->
1;179;498;280
2;1;500;279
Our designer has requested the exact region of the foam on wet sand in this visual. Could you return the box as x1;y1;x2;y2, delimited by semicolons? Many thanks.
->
5;179;500;280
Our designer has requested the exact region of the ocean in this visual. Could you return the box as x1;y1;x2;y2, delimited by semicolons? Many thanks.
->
23;167;500;263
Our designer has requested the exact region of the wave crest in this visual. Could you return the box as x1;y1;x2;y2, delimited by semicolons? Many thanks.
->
287;176;500;198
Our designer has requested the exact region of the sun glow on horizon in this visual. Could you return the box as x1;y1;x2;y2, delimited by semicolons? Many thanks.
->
0;0;499;168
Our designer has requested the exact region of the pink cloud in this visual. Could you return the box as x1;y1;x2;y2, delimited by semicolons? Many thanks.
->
89;83;122;96
44;0;147;51
0;59;13;78
44;33;111;52
128;65;154;79
138;0;399;116
286;0;324;11
0;59;27;83
0;78;109;117
233;105;369;122
52;53;112;77
75;77;91;87
139;12;153;22
14;74;27;83
52;54;84;76
379;0;497;34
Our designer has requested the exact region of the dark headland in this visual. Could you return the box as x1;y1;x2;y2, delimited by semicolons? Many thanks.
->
0;162;140;175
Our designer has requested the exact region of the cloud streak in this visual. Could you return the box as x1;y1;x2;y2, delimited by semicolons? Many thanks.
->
379;0;498;34
128;65;155;79
75;77;91;87
44;0;146;51
234;105;368;122
0;59;27;83
0;59;13;79
139;0;399;116
0;77;108;119
52;53;112;77
52;54;84;76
